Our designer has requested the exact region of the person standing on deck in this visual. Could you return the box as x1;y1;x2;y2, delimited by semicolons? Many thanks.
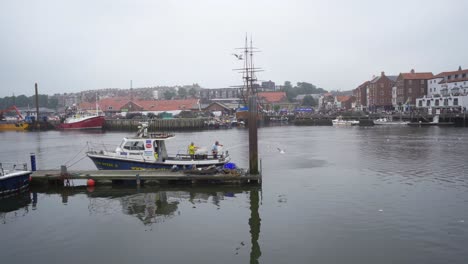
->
188;142;198;159
211;141;223;159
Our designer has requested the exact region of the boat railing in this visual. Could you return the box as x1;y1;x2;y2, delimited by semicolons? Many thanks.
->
0;162;28;176
171;151;229;160
87;141;119;154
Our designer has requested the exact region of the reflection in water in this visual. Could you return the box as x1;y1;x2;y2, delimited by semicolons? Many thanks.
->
0;192;32;224
249;188;261;264
26;185;263;263
120;192;178;225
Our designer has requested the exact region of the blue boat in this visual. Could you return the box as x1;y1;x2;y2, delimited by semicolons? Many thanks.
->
0;162;31;196
87;123;231;170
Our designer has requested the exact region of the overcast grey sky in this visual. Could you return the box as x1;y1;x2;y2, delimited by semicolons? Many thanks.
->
1;0;467;97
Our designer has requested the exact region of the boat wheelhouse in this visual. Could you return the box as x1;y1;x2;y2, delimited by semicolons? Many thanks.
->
87;123;230;170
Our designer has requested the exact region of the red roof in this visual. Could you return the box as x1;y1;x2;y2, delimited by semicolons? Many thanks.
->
400;72;434;80
78;101;96;110
98;97;131;111
434;69;468;78
136;99;199;111
258;92;287;103
336;95;353;102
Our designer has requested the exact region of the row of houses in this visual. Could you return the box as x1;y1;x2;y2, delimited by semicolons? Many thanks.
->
352;67;468;112
78;91;294;117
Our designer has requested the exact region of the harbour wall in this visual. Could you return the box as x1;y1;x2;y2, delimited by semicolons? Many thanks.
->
103;118;208;131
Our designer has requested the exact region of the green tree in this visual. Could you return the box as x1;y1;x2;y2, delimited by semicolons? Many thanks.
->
189;87;197;98
163;90;176;100
302;95;317;106
48;97;59;109
178;87;187;99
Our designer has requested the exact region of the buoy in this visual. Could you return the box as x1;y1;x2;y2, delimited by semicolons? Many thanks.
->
87;179;95;187
87;186;95;193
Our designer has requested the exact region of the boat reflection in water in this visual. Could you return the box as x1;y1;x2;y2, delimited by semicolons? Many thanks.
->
30;185;262;263
0;192;34;224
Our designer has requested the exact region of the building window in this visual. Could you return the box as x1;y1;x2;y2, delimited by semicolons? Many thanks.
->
420;80;425;84
454;98;459;106
409;80;413;85
444;99;448;106
426;100;430;106
463;73;466;78
108;106;113;110
455;74;459;79
380;91;384;96
408;88;412;93
448;75;451;80
421;88;424;94
435;100;439;106
430;88;432;92
419;101;423;107
380;83;384;88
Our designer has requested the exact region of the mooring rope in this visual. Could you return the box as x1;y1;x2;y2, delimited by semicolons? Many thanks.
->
67;155;88;168
65;144;89;166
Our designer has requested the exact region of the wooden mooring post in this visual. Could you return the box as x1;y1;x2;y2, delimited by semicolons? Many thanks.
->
35;82;40;130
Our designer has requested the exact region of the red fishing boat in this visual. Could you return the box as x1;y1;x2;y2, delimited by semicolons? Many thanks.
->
56;114;105;130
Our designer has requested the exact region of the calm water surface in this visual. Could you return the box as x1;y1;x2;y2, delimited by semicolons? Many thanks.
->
1;126;468;263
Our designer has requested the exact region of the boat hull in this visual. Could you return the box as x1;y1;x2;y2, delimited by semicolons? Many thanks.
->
57;116;105;130
0;171;31;196
374;121;409;125
88;155;228;170
0;122;29;131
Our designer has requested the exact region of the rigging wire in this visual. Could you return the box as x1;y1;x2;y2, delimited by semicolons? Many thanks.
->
64;143;89;166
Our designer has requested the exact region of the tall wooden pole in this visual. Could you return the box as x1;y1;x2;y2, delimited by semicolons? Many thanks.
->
35;82;39;128
248;95;259;175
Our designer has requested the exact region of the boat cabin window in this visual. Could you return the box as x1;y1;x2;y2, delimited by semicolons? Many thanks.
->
123;140;145;151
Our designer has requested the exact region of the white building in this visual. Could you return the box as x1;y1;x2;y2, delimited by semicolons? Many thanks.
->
392;86;397;109
415;67;468;112
427;67;468;97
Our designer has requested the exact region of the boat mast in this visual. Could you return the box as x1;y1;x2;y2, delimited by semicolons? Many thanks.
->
236;35;261;102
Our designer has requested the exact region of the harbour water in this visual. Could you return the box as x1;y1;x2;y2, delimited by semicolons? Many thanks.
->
1;126;468;263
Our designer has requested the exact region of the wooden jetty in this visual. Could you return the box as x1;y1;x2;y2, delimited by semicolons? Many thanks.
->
31;169;262;185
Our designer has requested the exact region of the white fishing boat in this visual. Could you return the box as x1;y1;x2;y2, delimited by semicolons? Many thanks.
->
332;116;359;126
87;123;231;170
374;117;409;126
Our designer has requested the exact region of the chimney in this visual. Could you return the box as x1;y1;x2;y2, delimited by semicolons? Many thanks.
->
410;69;415;74
459;65;462;71
381;71;385;77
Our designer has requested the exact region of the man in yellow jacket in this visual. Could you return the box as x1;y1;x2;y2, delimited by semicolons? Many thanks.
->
188;142;198;159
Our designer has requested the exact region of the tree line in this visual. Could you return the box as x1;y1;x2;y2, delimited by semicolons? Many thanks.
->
281;81;327;106
0;94;59;110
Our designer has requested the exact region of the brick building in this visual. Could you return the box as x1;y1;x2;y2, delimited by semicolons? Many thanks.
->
367;72;397;111
396;69;433;109
353;81;369;111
